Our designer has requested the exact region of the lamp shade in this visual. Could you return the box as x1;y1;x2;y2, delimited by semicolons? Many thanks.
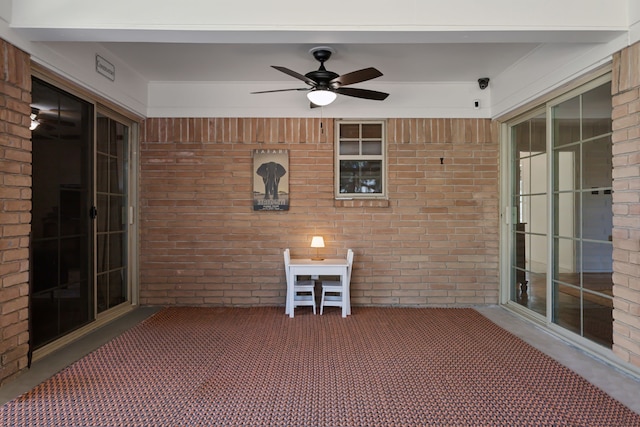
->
310;236;325;248
307;90;336;106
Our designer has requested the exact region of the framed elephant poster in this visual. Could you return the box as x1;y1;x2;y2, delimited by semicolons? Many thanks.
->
253;149;289;211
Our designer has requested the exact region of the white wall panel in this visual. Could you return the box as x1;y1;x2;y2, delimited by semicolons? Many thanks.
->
491;35;627;119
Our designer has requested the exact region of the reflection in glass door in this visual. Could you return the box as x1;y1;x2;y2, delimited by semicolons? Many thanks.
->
96;114;129;313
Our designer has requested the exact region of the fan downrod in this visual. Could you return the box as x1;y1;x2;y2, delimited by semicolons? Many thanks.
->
309;46;335;64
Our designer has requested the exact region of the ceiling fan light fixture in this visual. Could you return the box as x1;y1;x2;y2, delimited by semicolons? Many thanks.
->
307;89;336;106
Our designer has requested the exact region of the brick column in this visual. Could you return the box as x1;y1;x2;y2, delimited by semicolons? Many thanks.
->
611;41;640;369
0;39;32;386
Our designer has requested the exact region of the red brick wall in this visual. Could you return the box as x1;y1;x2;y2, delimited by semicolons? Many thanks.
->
612;41;640;369
0;40;31;386
139;118;499;307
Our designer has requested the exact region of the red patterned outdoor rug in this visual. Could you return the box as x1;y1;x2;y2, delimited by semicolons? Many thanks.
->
2;306;639;426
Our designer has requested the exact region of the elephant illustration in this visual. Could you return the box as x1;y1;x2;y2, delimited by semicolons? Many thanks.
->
256;162;287;200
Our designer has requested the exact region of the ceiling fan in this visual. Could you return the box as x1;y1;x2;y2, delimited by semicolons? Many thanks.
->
251;46;389;107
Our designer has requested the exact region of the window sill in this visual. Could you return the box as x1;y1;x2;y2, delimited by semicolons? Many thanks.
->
334;199;390;208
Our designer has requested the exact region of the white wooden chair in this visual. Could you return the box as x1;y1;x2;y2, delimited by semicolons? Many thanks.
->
320;249;354;315
284;248;317;315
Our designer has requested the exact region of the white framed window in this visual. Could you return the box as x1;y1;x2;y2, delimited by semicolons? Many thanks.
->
335;120;387;199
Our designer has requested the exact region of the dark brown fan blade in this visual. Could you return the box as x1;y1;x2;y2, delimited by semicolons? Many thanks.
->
335;87;389;101
271;66;317;86
251;88;309;94
330;67;383;87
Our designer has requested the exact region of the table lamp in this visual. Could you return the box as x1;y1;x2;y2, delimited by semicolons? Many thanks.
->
310;236;325;260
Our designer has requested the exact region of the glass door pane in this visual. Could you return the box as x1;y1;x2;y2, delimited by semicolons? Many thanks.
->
96;114;129;313
510;112;547;317
30;78;94;348
551;82;613;348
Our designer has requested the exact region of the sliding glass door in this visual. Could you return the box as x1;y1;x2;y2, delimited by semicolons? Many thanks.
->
507;76;613;348
31;77;134;350
96;114;129;313
31;79;94;348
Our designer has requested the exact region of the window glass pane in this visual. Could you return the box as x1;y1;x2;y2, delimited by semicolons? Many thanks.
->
518;157;531;196
110;195;124;232
553;282;581;335
109;233;123;270
528;194;547;235
553;96;581;147
32;240;59;292
518;194;530;225
583;297;612;347
530;114;546;152
554;145;579;192
582;192;612;241
582;137;612;190
339;124;359;138
554;237;579;284
60;189;82;237
529;153;547;194
97;234;107;273
521;272;547;316
97;193;108;233
97;273;108;312
362;141;382;155
97;153;109;193
109;269;127;308
97;116;109;154
513;223;528;306
555;192;579;239
109;120;118;157
339;160;382;194
109;157;123;195
60;236;85;286
582;241;612;273
512;121;531;152
583;273;613;300
529;233;547;274
362;123;382;138
115;123;127;193
582;82;612;139
340;141;359;155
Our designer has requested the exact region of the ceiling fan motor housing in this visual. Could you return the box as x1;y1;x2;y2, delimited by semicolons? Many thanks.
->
307;47;339;88
305;69;339;88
